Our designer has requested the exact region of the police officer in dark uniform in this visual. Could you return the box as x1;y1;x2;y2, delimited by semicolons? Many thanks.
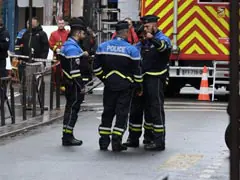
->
0;18;10;78
124;15;171;151
93;21;143;152
60;17;89;146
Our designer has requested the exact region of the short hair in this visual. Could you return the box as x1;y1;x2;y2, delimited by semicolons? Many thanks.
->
69;28;82;37
116;29;128;36
58;18;64;23
32;17;39;22
124;17;132;22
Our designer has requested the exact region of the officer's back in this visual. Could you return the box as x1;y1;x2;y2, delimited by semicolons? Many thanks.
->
96;37;139;91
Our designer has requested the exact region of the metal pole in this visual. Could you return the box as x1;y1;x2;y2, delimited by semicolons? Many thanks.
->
56;64;60;109
0;79;5;126
172;0;178;52
10;80;15;124
32;75;36;117
41;76;45;114
28;0;33;63
50;68;54;110
229;0;240;179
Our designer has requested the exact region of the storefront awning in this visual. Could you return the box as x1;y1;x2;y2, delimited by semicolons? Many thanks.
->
17;0;44;7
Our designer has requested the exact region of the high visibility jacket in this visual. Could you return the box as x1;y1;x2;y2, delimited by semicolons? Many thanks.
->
49;29;69;58
93;37;142;91
136;30;171;78
60;37;84;87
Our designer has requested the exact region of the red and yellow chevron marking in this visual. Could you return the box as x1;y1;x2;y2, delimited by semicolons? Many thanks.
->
142;0;230;61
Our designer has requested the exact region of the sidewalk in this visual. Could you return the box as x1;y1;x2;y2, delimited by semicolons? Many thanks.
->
0;94;103;139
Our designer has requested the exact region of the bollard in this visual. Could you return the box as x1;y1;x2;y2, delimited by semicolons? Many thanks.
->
32;74;36;117
22;63;27;120
0;78;5;126
10;80;15;124
56;63;60;109
50;67;54;110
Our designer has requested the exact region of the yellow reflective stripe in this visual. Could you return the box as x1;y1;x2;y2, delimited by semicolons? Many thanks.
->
82;78;89;81
15;47;20;50
104;70;134;83
63;70;81;79
134;78;143;83
144;125;153;130
99;131;111;135
95;70;103;76
157;40;165;51
129;126;142;132
153;129;164;133
112;131;122;136
63;129;73;134
144;69;168;76
63;70;72;79
71;74;81;78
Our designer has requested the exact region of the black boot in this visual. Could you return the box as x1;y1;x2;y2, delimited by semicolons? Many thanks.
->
111;135;127;152
99;136;110;151
143;138;152;145
123;138;139;148
62;133;83;146
143;132;154;145
144;142;165;151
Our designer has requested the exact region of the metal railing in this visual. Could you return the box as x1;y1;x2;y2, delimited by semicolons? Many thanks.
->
0;54;61;126
0;77;15;126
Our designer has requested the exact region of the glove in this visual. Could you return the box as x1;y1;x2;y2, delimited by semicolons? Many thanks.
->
135;83;143;96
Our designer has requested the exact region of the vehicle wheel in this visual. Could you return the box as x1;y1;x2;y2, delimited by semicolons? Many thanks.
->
225;123;231;150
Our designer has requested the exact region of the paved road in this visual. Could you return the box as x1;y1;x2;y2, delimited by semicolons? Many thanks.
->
0;103;229;180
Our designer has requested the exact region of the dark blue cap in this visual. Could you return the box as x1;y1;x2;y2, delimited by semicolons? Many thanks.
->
140;15;159;24
69;17;87;31
115;21;129;31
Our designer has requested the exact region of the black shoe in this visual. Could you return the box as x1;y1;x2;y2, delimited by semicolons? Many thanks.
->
123;138;139;148
62;136;83;146
112;136;127;152
144;142;165;151
99;136;110;151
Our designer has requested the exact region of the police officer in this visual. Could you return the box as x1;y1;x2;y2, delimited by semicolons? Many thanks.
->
124;15;171;151
60;17;89;146
0;18;10;78
93;21;143;152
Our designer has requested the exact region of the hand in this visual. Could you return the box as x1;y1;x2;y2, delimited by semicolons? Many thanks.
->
145;33;153;39
83;51;89;57
135;83;143;96
56;48;61;54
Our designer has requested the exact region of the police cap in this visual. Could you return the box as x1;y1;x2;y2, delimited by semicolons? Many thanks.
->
140;15;159;24
69;17;87;31
115;21;129;31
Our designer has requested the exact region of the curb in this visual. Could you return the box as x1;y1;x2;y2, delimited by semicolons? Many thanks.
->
0;106;100;140
0;114;63;140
